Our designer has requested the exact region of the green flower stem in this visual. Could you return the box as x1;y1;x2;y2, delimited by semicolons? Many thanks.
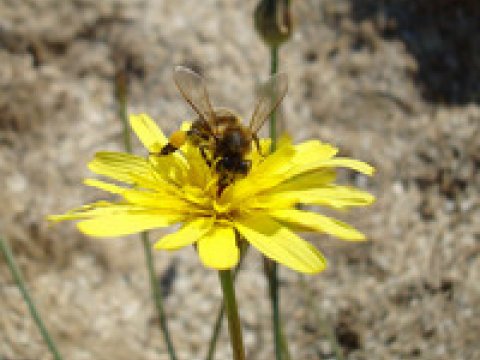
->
205;302;225;360
119;95;132;153
279;321;292;360
264;258;288;360
269;45;279;152
141;232;177;360
115;73;177;360
218;270;246;360
268;260;281;360
205;244;248;360
267;43;291;360
115;69;132;153
0;236;63;360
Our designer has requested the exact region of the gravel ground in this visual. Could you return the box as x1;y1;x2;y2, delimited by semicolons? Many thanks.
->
1;0;479;359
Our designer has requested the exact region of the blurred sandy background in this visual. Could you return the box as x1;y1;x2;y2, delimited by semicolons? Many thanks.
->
1;0;479;359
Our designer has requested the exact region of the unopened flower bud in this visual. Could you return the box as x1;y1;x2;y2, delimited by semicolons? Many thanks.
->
254;0;293;48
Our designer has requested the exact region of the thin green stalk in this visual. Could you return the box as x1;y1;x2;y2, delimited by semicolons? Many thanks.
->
141;232;177;360
205;302;225;360
119;95;132;153
0;236;63;360
218;270;246;360
115;72;177;360
269;48;279;360
205;244;248;360
279;322;291;360
269;45;279;152
267;43;291;360
299;275;344;360
267;260;281;360
265;258;291;360
115;69;132;153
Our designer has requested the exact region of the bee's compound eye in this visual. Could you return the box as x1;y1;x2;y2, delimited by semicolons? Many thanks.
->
170;130;187;148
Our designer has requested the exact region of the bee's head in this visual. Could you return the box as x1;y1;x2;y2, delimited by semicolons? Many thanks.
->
216;156;251;175
221;129;250;154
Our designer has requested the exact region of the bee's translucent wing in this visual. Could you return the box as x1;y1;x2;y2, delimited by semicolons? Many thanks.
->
173;66;215;125
249;72;288;133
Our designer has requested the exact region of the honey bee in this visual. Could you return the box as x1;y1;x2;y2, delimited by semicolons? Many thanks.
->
159;66;288;186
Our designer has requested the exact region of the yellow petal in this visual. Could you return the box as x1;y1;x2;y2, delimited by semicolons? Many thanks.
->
155;218;213;250
77;211;182;237
198;226;239;270
235;215;326;274
247;137;295;178
268;145;371;190
129;113;168;152
122;189;189;210
222;141;295;203
272;169;336;193
261;185;375;209
270;209;366;241
48;202;137;222
88;152;158;188
256;140;337;183
314;158;375;176
223;139;340;205
288;140;338;175
294;140;338;160
84;178;126;194
258;142;371;194
182;145;212;188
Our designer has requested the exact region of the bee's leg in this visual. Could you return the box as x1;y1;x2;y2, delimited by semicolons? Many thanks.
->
199;145;212;167
158;143;178;155
217;173;230;196
151;130;187;156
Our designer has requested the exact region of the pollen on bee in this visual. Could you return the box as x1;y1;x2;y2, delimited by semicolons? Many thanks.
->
170;130;187;148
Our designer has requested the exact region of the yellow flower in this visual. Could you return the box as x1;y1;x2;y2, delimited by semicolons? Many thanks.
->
50;114;375;274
